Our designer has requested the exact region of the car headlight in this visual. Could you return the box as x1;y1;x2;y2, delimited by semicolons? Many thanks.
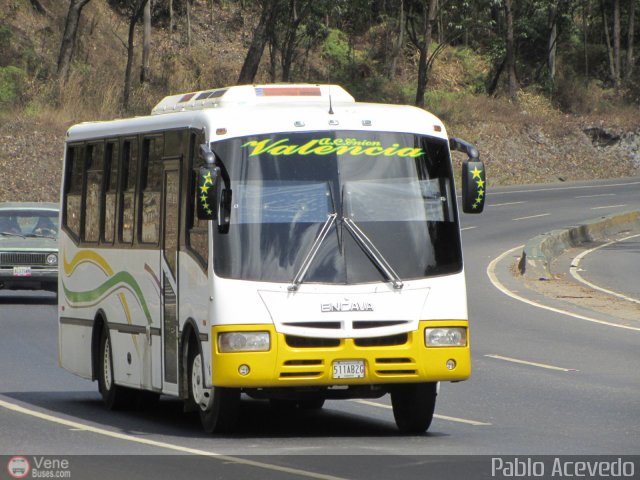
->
218;331;270;352
46;253;58;266
425;327;467;347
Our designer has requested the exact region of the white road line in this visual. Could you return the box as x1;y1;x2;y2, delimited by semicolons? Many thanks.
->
490;181;640;195
484;354;577;372
461;226;477;231
489;201;526;207
350;399;491;426
0;398;346;480
569;233;640;305
590;204;627;210
575;193;616;198
512;213;550;221
487;245;640;332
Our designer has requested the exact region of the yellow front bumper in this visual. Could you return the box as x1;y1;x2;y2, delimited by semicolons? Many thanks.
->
210;320;470;387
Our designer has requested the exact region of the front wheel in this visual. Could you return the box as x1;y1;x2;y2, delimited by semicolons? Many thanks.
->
390;382;437;434
98;325;134;409
189;349;240;433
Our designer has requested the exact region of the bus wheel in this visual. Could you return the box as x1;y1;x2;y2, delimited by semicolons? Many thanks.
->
98;325;133;410
390;382;437;434
189;350;240;434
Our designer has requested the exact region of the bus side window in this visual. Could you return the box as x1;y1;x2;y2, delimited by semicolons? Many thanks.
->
186;132;209;269
84;142;104;243
140;136;163;245
103;141;119;244
120;139;138;244
64;145;84;240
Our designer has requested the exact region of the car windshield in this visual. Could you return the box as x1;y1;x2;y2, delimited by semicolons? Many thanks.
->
211;130;461;285
0;210;59;238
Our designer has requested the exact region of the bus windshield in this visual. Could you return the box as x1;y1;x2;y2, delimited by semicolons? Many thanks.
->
212;130;462;284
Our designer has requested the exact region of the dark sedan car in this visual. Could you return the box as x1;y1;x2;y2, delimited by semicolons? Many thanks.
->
0;202;59;293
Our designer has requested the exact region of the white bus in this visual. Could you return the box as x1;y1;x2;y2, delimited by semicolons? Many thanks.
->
58;84;485;433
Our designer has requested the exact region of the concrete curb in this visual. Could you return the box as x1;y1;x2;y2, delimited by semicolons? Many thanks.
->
518;210;640;280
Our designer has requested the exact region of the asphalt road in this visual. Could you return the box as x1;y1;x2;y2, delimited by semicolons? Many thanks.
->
0;177;639;479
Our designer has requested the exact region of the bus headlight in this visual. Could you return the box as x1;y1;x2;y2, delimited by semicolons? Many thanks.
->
218;331;270;353
425;327;467;347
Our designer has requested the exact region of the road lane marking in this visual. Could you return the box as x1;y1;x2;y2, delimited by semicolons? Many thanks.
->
484;354;578;372
461;226;477;231
350;399;491;426
570;233;640;305
590;204;627;210
512;213;550;221
0;398;346;480
575;194;616;198
490;181;640;196
490;201;525;207
487;245;640;332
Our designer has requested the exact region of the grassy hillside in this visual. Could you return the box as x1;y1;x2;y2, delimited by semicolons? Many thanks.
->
0;0;638;203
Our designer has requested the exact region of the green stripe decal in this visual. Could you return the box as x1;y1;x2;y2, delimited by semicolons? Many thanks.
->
62;270;152;325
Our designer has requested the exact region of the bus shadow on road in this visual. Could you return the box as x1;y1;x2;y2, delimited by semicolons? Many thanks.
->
3;391;448;440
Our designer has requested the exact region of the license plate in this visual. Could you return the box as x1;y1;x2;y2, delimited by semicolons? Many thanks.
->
13;266;32;277
332;360;365;379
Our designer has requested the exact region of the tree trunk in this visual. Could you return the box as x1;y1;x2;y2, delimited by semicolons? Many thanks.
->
613;0;621;87
388;0;404;78
237;1;277;84
140;0;151;83
625;0;636;81
187;0;192;48
601;0;616;83
123;0;147;111
57;0;93;83
414;0;437;108
547;2;558;88
281;0;311;82
504;0;518;101
169;0;174;36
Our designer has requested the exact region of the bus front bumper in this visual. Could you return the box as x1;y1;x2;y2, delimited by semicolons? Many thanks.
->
210;320;470;388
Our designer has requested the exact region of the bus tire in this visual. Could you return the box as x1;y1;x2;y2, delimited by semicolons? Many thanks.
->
188;348;240;434
98;325;134;410
390;382;437;434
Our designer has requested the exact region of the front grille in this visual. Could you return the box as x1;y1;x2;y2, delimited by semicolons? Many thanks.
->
353;320;407;329
0;252;50;266
286;336;341;348
283;322;341;329
354;333;408;347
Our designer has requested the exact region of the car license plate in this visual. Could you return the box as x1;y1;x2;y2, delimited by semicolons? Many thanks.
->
332;360;365;379
13;266;32;277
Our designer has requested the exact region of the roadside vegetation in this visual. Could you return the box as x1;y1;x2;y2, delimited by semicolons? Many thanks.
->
0;0;638;202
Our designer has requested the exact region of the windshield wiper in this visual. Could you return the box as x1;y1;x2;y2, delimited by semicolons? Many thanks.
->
288;213;337;292
0;231;25;238
342;217;404;289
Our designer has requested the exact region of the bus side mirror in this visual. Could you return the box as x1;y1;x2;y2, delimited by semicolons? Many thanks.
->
461;160;485;213
449;137;485;214
197;165;220;220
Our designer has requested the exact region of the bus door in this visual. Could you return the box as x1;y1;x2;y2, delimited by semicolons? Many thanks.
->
160;159;181;395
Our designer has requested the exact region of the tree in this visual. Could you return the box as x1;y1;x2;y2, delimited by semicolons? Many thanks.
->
237;0;280;84
406;0;437;108
123;0;148;110
140;0;151;83
625;0;636;81
57;0;93;83
504;0;518;101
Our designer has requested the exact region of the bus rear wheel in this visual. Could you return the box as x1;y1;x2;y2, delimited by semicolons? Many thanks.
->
390;382;437;434
98;325;134;410
189;349;240;433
